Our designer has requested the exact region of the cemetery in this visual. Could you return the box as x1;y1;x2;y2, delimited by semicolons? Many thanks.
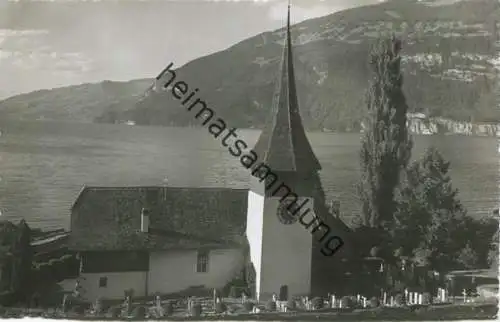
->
0;280;497;320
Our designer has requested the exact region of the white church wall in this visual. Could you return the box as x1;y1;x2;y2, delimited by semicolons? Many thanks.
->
79;271;147;301
148;248;244;295
259;197;314;301
246;190;265;298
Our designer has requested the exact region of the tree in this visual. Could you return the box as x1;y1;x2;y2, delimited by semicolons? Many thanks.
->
456;243;479;270
0;221;18;292
487;241;498;271
487;218;499;271
459;216;498;268
10;220;33;303
397;147;465;270
394;147;495;271
358;36;413;233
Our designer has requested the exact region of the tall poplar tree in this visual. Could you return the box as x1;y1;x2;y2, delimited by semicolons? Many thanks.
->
359;37;413;231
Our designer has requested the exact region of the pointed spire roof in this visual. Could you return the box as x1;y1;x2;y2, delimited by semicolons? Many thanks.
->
252;2;321;172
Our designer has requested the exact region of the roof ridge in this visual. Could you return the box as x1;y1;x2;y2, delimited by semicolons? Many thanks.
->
71;185;249;212
285;4;297;171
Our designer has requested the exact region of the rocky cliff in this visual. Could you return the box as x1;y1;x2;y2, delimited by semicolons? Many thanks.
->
406;113;499;136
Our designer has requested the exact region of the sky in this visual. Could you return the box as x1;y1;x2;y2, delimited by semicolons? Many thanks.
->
0;0;409;98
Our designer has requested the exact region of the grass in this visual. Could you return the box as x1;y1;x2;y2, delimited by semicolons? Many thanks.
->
0;299;497;320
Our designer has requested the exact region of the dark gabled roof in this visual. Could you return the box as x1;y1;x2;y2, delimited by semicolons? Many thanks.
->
68;186;248;251
252;4;321;173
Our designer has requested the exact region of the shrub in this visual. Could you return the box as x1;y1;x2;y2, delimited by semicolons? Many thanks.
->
222;275;247;298
265;300;276;311
164;302;174;316
70;305;85;315
190;303;202;317
3;310;20;318
243;301;254;312
422;292;432;305
108;306;121;318
340;296;354;308
131;306;147;319
286;299;297;310
0;292;16;307
394;293;406;306
229;286;240;298
227;304;240;314
370;297;380;308
311;297;323;310
215;302;227;314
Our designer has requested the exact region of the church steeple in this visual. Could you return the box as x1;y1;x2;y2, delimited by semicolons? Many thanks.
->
245;3;350;303
252;1;321;173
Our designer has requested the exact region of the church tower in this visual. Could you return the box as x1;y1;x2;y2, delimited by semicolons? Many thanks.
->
245;2;347;301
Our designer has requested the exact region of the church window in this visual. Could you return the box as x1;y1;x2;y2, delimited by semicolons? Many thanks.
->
196;250;209;273
99;276;108;288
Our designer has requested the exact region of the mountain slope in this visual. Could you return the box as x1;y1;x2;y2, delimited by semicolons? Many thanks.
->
0;0;498;130
0;79;151;123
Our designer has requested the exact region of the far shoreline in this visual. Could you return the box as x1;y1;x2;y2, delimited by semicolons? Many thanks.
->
0;118;498;139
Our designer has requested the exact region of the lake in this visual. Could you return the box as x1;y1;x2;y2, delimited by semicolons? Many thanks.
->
0;120;497;230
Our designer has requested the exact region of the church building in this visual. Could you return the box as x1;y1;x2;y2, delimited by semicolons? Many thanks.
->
67;4;351;302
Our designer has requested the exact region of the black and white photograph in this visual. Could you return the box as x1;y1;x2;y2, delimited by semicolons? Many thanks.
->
0;0;498;320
